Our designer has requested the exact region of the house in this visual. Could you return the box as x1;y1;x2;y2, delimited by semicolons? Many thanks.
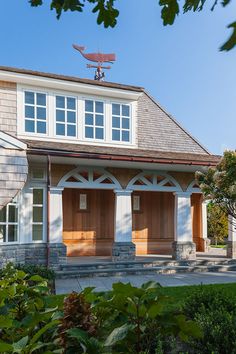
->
0;66;223;269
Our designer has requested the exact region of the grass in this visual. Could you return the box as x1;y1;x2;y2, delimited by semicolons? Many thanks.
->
160;282;236;309
210;244;226;248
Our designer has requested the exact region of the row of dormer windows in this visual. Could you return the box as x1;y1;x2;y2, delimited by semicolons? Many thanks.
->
23;90;132;143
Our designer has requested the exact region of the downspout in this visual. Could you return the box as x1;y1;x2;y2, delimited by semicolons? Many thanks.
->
46;154;51;268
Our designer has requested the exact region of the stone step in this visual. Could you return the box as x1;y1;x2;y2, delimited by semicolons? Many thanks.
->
56;263;236;279
60;259;236;272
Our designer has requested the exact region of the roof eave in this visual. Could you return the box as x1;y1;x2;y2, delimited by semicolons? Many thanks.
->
27;147;220;167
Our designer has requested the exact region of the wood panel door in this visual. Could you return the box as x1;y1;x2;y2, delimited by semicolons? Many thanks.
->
63;189;114;256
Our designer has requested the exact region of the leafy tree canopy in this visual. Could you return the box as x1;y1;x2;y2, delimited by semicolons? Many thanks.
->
207;202;228;245
196;150;236;221
29;0;236;51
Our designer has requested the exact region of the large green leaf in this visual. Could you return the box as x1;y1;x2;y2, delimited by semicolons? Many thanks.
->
0;341;13;353
12;336;29;353
0;315;13;328
30;320;59;345
104;323;134;347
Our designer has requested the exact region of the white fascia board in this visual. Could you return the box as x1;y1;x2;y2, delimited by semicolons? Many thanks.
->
0;131;27;150
0;70;142;100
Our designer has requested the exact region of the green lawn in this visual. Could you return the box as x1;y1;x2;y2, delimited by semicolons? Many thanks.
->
210;244;226;248
160;282;236;309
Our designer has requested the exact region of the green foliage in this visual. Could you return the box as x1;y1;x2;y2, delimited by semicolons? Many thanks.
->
85;281;201;353
0;263;62;353
29;0;119;27
15;263;55;281
207;202;228;244
183;286;236;354
29;0;236;51
196;150;236;220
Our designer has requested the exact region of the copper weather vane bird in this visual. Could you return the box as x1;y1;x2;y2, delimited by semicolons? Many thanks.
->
72;44;116;81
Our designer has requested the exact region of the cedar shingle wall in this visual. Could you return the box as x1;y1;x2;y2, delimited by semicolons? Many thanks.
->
0;148;28;209
137;93;207;154
0;81;17;136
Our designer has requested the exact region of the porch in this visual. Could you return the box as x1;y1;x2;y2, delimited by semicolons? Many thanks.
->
65;247;227;265
49;165;210;263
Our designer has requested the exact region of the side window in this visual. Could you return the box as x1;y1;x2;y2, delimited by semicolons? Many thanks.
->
24;91;47;134
56;95;77;137
32;189;44;241
85;100;104;140
112;103;131;142
0;201;18;243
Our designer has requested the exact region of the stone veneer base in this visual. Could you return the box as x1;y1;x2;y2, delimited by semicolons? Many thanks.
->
112;242;136;262
172;241;196;260
0;243;66;270
227;241;236;259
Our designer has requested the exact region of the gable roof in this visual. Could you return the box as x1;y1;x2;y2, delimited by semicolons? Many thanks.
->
137;92;209;155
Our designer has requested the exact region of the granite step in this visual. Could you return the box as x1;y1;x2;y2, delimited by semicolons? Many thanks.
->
59;259;236;272
56;262;236;279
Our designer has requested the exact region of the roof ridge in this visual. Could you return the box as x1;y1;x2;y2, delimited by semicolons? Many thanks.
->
0;65;144;92
143;90;210;155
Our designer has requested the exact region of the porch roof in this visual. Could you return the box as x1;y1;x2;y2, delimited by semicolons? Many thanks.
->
23;139;221;167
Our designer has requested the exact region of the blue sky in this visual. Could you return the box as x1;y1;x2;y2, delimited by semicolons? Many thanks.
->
0;0;235;155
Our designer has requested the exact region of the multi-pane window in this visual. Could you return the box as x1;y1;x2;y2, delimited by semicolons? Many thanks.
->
24;91;47;134
0;201;18;243
32;189;44;241
56;96;77;137
85;100;104;140
112;103;130;142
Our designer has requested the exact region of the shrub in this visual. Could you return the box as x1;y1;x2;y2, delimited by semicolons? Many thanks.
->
183;286;236;354
0;264;201;354
0;263;61;353
15;263;55;280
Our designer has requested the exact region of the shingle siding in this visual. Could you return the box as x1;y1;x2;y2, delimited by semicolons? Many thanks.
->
137;92;208;155
0;81;17;136
0;148;28;209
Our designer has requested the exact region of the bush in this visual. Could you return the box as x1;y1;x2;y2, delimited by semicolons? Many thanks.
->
15;263;55;280
0;263;61;353
183;286;236;354
0;264;201;354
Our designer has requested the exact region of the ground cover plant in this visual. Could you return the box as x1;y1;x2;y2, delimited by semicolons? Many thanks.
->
0;263;236;353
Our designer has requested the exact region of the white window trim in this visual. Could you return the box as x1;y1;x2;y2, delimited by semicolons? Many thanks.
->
31;186;47;243
30;165;47;181
83;97;106;143
111;101;132;144
20;88;49;137
17;84;137;148
0;200;19;244
54;93;78;139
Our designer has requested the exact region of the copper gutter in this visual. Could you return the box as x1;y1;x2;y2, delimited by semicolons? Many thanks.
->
28;148;219;167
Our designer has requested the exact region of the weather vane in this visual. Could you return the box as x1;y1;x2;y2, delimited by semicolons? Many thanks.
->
73;44;116;81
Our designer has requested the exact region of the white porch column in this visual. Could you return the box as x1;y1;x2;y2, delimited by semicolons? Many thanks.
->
48;186;67;268
227;215;236;258
112;189;135;261
201;200;210;252
49;187;64;243
172;192;196;260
